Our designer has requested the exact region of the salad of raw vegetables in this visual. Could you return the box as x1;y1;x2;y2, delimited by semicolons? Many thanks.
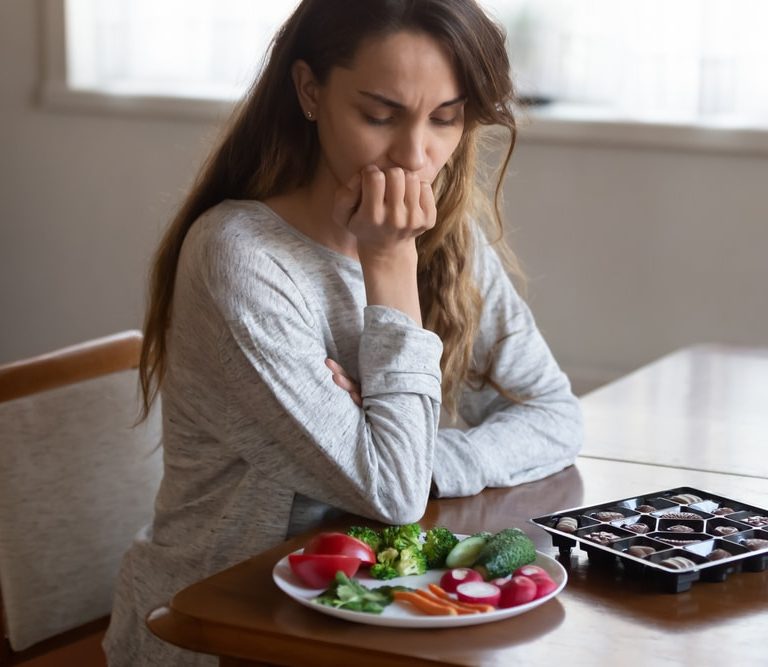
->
284;524;560;618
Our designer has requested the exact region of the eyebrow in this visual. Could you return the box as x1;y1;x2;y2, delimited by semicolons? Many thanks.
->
358;90;466;110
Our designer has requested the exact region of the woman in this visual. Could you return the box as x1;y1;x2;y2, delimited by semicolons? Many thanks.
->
105;1;582;664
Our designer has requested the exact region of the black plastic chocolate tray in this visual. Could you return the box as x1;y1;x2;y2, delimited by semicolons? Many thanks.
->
530;486;768;593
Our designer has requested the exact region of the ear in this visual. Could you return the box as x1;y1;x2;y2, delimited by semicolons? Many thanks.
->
292;60;320;118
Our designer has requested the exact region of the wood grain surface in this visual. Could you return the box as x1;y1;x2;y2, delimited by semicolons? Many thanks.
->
148;458;768;667
580;344;768;478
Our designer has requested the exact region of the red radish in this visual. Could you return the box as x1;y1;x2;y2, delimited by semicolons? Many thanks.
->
491;575;512;588
513;565;557;599
513;565;550;582
532;577;558;598
303;532;376;565
288;553;360;588
498;575;537;608
455;581;501;607
439;568;483;593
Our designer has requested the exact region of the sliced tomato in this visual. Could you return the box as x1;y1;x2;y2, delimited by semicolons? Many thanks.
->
288;553;361;588
302;532;376;565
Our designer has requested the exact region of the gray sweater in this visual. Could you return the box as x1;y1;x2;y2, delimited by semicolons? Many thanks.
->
104;200;582;666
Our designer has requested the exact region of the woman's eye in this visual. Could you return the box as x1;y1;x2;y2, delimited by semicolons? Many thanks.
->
364;115;393;126
431;116;460;127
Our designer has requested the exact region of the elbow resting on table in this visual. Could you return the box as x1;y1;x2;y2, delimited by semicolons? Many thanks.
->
366;484;431;527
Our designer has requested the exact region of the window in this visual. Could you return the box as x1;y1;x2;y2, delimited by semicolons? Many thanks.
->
486;0;768;126
63;0;294;101
41;0;768;150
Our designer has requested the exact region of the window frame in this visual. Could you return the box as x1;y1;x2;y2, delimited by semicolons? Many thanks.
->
38;0;768;154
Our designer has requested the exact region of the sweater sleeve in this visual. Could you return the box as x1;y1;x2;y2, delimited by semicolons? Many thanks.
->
431;237;583;498
205;241;443;525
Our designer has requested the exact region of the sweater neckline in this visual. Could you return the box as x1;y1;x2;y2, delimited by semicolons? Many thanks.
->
236;199;363;272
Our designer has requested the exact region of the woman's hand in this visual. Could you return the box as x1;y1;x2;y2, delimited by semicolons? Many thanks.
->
332;165;437;252
325;358;362;407
332;166;434;325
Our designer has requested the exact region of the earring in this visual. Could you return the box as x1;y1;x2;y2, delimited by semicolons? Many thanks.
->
306;110;314;121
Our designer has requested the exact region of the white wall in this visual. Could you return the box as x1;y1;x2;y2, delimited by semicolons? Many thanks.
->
2;0;767;392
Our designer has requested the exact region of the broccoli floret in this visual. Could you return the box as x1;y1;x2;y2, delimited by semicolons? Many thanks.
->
395;546;428;577
346;526;381;553
422;526;460;569
370;563;399;580
380;523;422;551
377;547;399;566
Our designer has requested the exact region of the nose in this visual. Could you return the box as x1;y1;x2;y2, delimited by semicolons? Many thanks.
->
388;124;427;173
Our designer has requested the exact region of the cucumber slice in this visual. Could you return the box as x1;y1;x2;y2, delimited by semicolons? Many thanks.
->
445;535;489;568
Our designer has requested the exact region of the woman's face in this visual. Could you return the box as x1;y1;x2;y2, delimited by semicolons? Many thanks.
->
298;30;466;187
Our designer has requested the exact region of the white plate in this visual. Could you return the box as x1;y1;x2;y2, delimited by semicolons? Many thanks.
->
272;545;567;628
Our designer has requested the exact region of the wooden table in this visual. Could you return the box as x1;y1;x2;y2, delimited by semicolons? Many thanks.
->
580;344;768;478
147;458;768;667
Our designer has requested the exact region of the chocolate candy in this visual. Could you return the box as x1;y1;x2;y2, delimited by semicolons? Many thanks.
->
668;494;703;505
713;507;735;515
656;536;702;545
707;549;732;561
555;516;578;533
622;523;649;534
742;515;768;527
594;511;625;522
584;531;623;544
667;524;695;533
712;526;739;536
659;556;697;570
636;504;656;513
627;545;656;558
659;512;701;521
744;538;768;551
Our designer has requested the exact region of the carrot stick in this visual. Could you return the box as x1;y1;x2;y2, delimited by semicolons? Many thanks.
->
427;583;495;613
392;590;458;616
415;588;479;615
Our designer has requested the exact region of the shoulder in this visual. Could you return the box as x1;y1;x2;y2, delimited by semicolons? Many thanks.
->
179;200;306;312
470;224;522;301
185;200;284;266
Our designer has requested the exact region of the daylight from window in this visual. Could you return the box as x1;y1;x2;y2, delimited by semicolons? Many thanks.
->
64;0;768;126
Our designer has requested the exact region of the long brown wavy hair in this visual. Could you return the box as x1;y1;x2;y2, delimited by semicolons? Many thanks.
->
140;0;522;419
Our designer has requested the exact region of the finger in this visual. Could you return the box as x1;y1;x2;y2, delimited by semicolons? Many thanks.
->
332;173;362;228
350;391;363;407
358;165;385;225
419;181;437;231
325;358;351;379
404;171;422;226
384;168;406;208
385;168;407;232
325;358;342;372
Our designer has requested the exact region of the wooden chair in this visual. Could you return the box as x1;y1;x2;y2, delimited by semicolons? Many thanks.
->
0;332;163;666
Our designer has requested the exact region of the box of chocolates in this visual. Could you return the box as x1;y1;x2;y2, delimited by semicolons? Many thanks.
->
530;486;768;593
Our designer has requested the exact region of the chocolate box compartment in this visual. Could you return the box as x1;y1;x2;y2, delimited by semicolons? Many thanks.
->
728;511;768;529
651;507;714;521
705;517;748;538
684;539;750;582
724;529;768;571
611;515;657;535
586;507;639;523
535;513;600;552
610;535;672;577
573;525;637;566
616;496;678;513
645;549;709;593
648;532;712;548
657;518;705;533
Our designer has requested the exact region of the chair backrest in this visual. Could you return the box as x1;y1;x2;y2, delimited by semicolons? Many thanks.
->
0;331;163;652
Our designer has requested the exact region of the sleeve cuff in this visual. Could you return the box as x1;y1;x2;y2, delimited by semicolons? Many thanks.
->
359;306;443;403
